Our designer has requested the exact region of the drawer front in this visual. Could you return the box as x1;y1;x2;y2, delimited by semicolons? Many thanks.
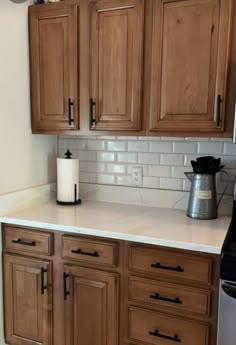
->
129;277;210;317
62;235;118;266
4;226;53;256
129;246;212;285
128;307;209;345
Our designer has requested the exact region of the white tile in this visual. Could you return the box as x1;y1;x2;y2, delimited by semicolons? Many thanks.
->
58;149;66;158
138;136;161;141
161;137;183;141
197;142;223;155
96;136;117;140
58;137;67;149
79;172;96;183
149;141;173;153
160;178;183;191
185;137;210;141
116;175;132;186
148;165;171;177
172;166;192;179
160;154;184;166
106;163;126;174
218;169;236;182
184;154;198;166
117;153;137;163
220;156;236;169
138;153;160;165
211;138;232;142
224;143;236;155
106;141;127;152
79;161;87;172
96;174;115;185
142;177;159;188
97;152;116;162
117;136;138;140
78;151;96;161
217;181;234;195
173;142;197;154
183;179;191;191
68;138;86;150
127;164;148;176
128;141;149;152
87;140;105;151
87;162;106;173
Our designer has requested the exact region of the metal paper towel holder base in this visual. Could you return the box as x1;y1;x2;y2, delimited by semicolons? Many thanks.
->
57;199;82;206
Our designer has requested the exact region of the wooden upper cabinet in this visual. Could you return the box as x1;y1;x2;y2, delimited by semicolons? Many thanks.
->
149;0;233;133
64;265;119;345
90;0;144;131
3;254;52;345
29;4;78;132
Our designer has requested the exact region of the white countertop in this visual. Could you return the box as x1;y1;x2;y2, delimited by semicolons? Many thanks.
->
0;200;231;254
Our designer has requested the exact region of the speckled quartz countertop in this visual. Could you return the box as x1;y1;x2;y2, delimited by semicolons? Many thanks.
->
0;200;231;254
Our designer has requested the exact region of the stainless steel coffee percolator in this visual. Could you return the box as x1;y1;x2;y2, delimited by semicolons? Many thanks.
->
185;157;228;220
185;173;218;219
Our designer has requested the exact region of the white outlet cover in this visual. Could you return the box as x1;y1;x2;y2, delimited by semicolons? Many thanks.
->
131;167;143;186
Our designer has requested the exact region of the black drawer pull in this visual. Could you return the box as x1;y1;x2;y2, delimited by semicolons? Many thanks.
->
149;293;182;304
149;330;181;343
12;239;36;247
71;249;99;257
63;272;70;301
41;268;47;295
151;262;184;272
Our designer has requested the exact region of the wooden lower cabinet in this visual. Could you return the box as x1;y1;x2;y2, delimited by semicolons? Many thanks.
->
2;225;220;345
3;254;52;345
128;307;209;345
63;265;119;345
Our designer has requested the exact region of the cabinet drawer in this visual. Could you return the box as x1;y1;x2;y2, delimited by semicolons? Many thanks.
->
62;235;118;266
128;307;209;345
129;245;212;285
4;226;53;256
129;276;210;317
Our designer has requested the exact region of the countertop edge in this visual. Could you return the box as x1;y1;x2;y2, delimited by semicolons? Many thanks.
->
0;217;222;255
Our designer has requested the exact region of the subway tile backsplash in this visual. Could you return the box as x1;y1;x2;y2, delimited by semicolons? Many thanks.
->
58;136;236;195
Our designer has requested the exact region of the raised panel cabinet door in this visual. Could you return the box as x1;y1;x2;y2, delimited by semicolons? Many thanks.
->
29;4;78;131
64;265;119;345
3;254;52;345
90;0;144;130
149;0;233;133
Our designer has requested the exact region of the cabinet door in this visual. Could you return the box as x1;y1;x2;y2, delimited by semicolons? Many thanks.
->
3;254;52;345
149;0;233;133
64;265;119;345
90;0;144;131
29;4;78;131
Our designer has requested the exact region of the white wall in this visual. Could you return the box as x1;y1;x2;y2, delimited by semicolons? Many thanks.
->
0;0;57;196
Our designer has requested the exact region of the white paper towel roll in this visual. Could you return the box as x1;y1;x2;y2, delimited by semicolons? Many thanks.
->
57;157;79;203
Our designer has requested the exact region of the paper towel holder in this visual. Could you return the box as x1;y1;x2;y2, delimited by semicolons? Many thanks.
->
56;150;81;206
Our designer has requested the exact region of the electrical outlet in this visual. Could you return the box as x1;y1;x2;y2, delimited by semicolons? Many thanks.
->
131;167;143;186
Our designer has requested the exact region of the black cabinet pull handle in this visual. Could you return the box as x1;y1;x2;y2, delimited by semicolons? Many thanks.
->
71;249;99;257
12;239;36;247
90;98;96;128
150;262;184;272
68;98;74;126
41;268;47;295
149;330;181;343
149;293;182;304
63;272;70;301
216;94;222;127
